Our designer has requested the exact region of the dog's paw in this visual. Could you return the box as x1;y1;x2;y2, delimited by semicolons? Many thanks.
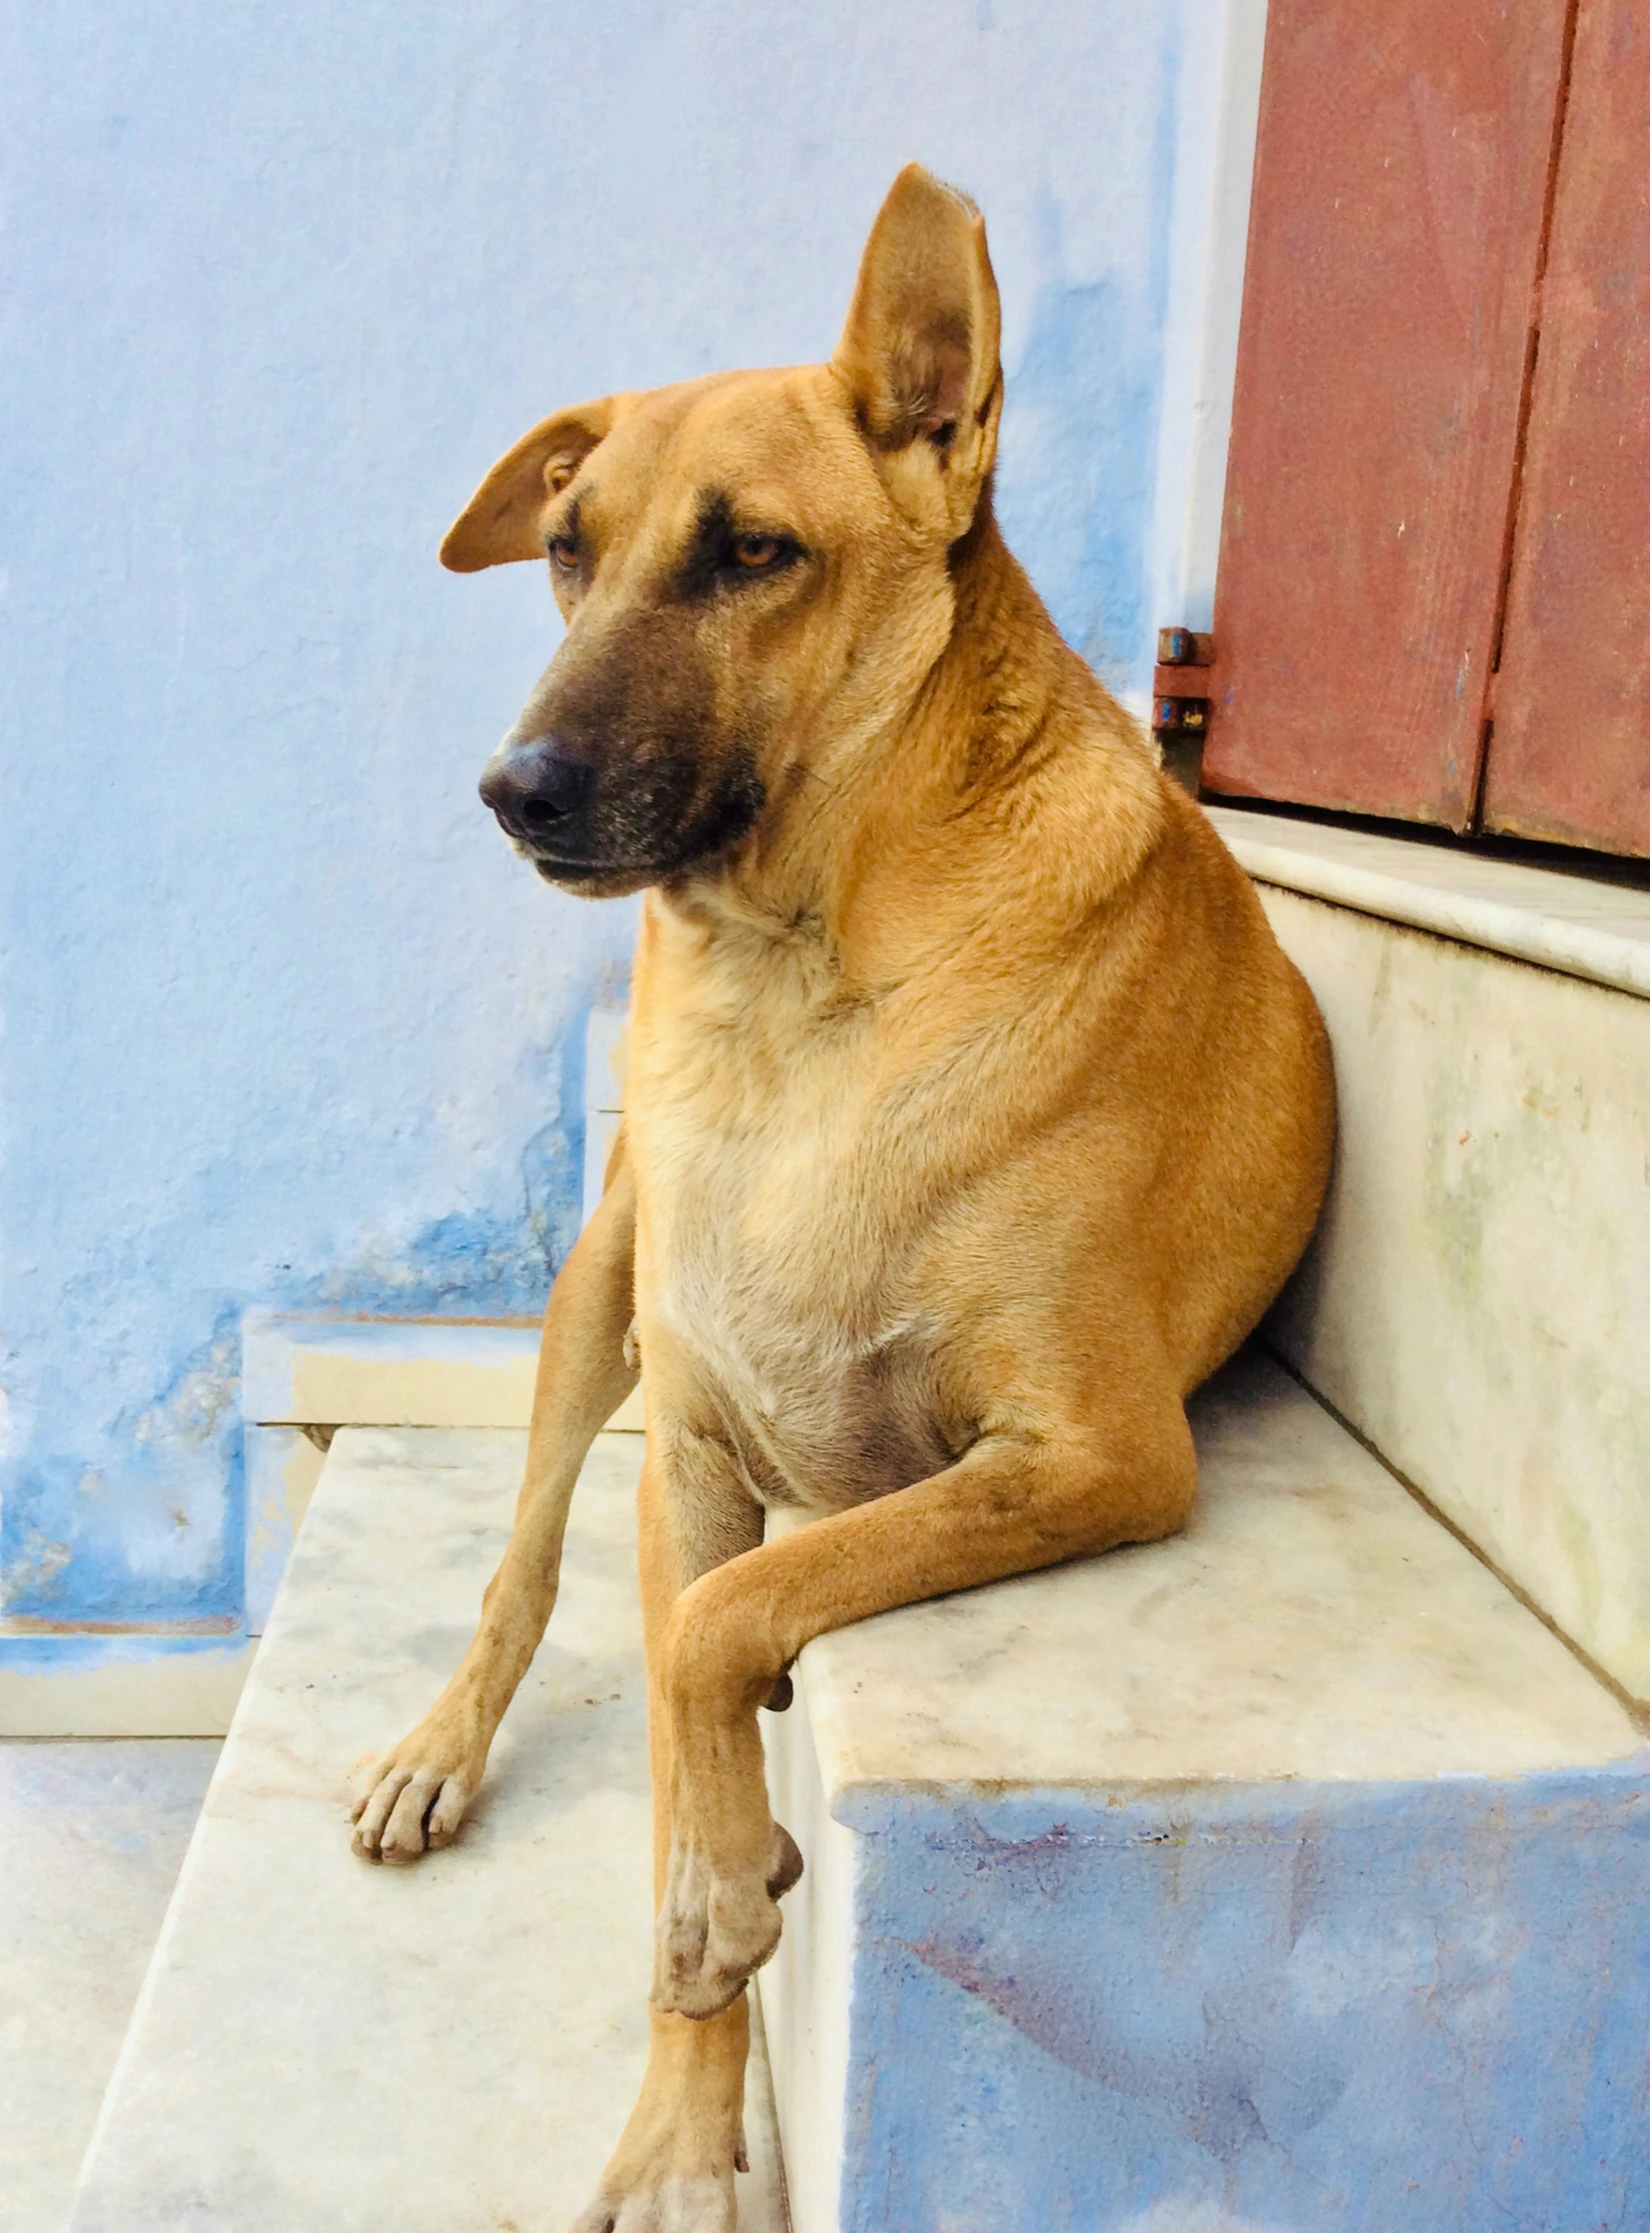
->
651;1823;803;2020
568;2171;736;2233
348;1728;480;1865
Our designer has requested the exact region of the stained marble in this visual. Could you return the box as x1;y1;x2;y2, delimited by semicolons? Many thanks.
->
0;1739;218;2233
70;1428;785;2233
787;1351;1640;1798
1255;885;1650;1700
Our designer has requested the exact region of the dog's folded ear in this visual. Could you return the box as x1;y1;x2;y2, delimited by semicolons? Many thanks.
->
833;163;1004;539
440;395;633;572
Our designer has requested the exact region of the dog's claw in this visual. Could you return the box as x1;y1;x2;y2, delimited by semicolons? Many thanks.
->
349;1743;476;1864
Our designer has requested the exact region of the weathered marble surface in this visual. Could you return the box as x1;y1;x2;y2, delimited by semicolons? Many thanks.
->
243;1425;328;1636
1256;886;1650;1700
762;1354;1650;2233
0;1739;217;2233
0;1640;253;1740
241;1318;645;1630
242;1313;545;1430
71;1429;785;2233
792;1352;1638;1795
1209;803;1650;997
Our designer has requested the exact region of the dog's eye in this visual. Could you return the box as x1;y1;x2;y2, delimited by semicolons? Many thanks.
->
732;535;783;570
548;537;579;573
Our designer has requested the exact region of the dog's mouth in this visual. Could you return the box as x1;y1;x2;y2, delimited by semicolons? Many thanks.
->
522;843;725;900
494;823;674;893
502;758;767;897
526;850;659;896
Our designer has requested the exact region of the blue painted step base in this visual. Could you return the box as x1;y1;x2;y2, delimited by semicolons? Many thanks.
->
758;1353;1650;2233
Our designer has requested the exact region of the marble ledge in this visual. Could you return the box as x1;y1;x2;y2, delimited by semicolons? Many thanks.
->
760;1352;1650;2233
781;1352;1644;1825
0;1637;253;1737
241;1311;644;1436
241;1310;541;1427
1207;803;1650;999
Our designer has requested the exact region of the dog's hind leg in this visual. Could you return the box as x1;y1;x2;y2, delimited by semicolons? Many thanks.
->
350;1140;639;1864
572;1434;773;2233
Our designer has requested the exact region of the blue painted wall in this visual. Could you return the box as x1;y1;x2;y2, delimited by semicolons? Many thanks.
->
0;0;1216;1629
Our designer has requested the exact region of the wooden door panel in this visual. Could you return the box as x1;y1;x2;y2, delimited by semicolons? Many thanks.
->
1203;0;1572;826
1482;0;1650;858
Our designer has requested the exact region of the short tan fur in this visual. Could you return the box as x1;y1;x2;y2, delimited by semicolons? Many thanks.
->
351;165;1335;2233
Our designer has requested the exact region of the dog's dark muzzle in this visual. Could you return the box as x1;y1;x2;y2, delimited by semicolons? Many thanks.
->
478;716;764;895
479;737;597;857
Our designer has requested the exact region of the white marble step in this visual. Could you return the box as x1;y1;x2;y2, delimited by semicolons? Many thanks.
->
0;1741;217;2233
70;1353;1650;2232
760;1350;1650;2233
69;1428;787;2233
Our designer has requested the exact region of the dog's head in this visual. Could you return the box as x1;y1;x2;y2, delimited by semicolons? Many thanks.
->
445;165;1004;896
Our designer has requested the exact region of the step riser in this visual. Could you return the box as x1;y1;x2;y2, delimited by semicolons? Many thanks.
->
0;1641;252;1739
762;1768;1650;2233
1257;883;1650;1698
759;1679;855;2233
758;1356;1649;2233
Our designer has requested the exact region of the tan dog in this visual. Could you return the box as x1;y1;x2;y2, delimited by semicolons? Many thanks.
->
351;165;1334;2233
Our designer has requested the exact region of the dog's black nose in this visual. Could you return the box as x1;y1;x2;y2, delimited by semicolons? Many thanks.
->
479;738;595;843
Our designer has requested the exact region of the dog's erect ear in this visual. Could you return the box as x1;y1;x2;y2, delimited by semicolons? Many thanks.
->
440;395;632;572
832;164;1003;537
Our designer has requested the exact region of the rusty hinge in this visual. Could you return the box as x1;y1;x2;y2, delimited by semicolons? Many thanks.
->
1151;627;1215;739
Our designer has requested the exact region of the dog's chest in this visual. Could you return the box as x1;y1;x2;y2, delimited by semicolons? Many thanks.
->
630;961;954;1510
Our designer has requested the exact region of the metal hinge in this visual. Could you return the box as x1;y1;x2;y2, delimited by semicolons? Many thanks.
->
1151;627;1215;738
1151;628;1213;794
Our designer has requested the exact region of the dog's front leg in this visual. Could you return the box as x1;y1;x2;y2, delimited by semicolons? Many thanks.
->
652;1385;1197;2019
572;1427;776;2233
351;1148;638;1863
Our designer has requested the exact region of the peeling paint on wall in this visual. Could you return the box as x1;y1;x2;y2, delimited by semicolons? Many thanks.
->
0;0;1241;1635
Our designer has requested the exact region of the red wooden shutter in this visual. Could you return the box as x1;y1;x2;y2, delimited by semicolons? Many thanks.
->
1202;0;1572;828
1481;0;1650;858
